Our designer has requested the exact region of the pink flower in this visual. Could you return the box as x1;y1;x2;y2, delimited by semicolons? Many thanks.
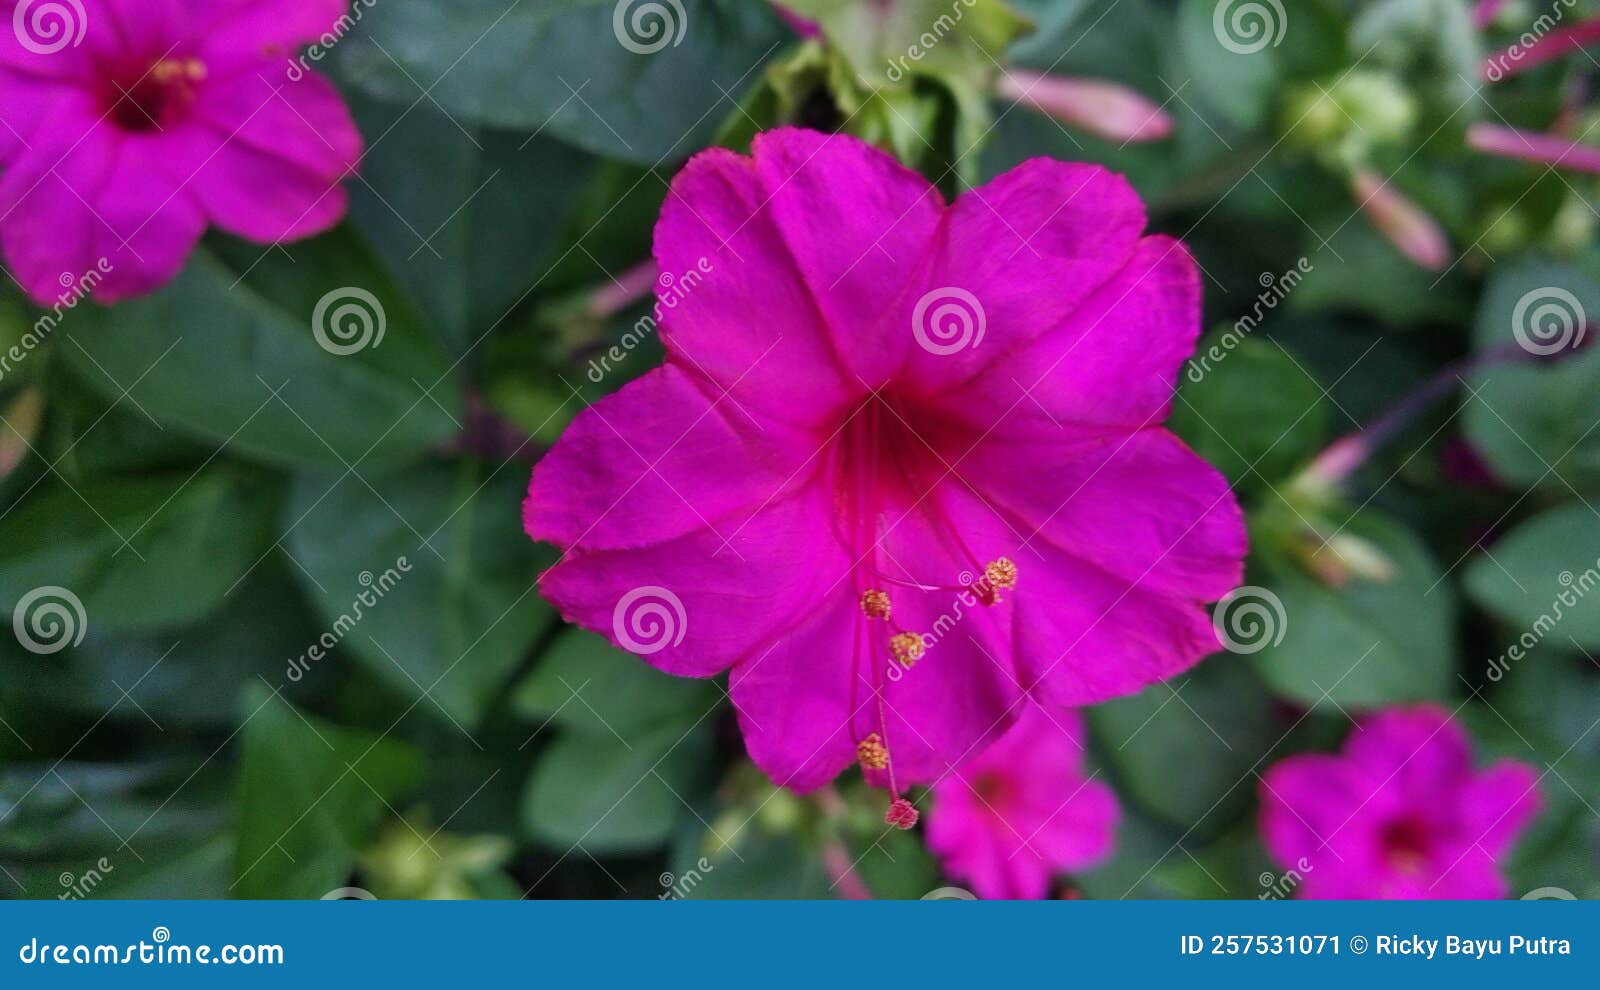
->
1349;168;1450;271
1259;705;1541;899
0;0;362;304
998;70;1174;145
1467;122;1600;175
525;128;1245;819
926;705;1118;899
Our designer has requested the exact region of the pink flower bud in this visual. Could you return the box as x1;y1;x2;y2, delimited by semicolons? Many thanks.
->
1467;122;1600;175
1350;168;1451;271
998;69;1173;144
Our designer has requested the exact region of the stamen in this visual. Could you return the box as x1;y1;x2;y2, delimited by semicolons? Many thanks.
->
884;797;920;829
889;632;926;668
860;589;892;619
856;733;889;770
151;58;207;84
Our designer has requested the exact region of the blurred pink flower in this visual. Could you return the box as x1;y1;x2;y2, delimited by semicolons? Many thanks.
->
1350;168;1450;271
0;0;362;303
998;70;1174;144
1467;122;1600;175
1260;704;1541;899
927;705;1118;899
525;127;1245;822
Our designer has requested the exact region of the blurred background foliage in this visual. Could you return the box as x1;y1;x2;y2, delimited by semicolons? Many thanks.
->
2;0;1599;900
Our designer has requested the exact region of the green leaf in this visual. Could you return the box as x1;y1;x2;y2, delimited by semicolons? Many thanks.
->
60;232;460;469
1249;511;1456;707
1090;657;1283;833
522;721;712;854
285;461;555;727
1175;0;1278;128
234;684;422;898
338;0;791;165
0;566;323;730
347;95;598;354
1464;257;1600;492
513;628;720;738
1465;504;1600;650
0;466;277;634
1170;331;1329;495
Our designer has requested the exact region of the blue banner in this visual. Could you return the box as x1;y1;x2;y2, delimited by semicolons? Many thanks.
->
0;900;1590;986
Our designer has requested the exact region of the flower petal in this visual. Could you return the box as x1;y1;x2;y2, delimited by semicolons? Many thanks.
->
525;365;816;553
181;68;360;242
901;158;1146;395
653;144;858;428
937;236;1202;429
749;127;945;389
969;427;1245;601
537;488;849;679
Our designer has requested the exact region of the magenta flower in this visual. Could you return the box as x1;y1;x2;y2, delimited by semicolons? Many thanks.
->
525;128;1245;821
1259;705;1541;899
926;705;1118;899
0;0;362;304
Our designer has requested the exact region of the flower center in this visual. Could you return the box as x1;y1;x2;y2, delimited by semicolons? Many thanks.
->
105;58;207;133
1378;816;1432;874
835;392;1019;828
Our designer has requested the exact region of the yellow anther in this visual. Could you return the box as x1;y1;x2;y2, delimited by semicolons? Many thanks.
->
890;632;926;669
985;557;1018;590
860;589;892;620
856;733;889;771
